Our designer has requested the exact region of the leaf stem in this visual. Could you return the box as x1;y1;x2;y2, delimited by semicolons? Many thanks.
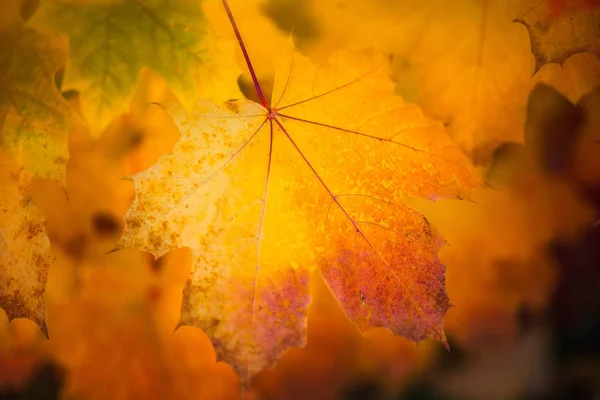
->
251;119;274;320
221;0;269;109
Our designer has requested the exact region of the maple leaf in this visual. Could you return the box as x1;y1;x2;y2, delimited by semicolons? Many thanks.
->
413;80;598;349
0;152;55;333
34;0;232;131
250;270;426;400
0;22;72;183
264;0;535;164
515;0;600;72
117;0;478;385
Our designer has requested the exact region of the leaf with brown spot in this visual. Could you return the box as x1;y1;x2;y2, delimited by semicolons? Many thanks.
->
117;0;479;386
516;0;600;71
0;152;55;333
0;21;72;183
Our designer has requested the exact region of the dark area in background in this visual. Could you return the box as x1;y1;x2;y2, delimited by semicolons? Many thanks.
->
337;85;600;400
0;362;64;400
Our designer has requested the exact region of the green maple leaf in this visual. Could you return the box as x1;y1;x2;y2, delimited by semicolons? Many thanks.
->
0;22;72;183
36;0;210;130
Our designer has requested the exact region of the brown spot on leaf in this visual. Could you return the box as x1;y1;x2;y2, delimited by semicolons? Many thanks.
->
26;221;44;240
31;251;49;272
224;100;241;114
127;218;143;230
0;290;25;320
53;156;68;166
0;290;46;334
149;230;162;250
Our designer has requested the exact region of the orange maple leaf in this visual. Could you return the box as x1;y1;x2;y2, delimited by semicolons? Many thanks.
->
117;0;479;385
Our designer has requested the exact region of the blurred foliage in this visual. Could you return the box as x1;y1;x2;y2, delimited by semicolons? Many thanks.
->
0;22;72;182
34;0;208;130
1;0;600;399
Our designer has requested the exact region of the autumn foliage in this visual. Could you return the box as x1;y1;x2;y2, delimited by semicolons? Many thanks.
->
1;0;600;398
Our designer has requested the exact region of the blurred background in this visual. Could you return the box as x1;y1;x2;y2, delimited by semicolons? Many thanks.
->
1;0;600;399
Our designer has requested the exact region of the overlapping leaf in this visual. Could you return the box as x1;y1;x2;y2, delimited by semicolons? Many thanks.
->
516;0;600;71
0;153;55;332
118;35;478;384
0;22;72;183
35;0;221;130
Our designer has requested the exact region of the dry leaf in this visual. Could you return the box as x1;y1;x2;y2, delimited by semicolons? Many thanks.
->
0;153;54;331
516;0;600;71
117;14;478;383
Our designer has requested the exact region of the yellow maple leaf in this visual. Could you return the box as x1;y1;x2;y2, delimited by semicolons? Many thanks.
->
33;0;242;132
0;152;55;333
117;1;479;385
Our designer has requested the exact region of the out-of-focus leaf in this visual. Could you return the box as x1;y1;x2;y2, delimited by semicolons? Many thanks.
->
528;53;600;208
0;23;72;183
20;0;41;21
263;0;535;163
45;254;241;400
409;77;599;351
34;0;225;131
525;83;585;175
532;52;600;104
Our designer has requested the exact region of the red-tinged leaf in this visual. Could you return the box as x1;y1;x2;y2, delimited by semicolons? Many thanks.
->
117;1;479;386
